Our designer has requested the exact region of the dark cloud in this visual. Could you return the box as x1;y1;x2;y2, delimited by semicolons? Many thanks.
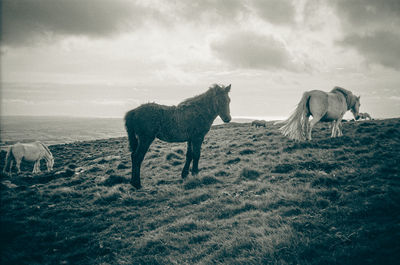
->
211;31;293;70
174;0;245;22
340;31;400;70
1;0;299;47
334;0;400;30
332;0;400;70
173;0;296;26
1;0;152;46
251;0;295;25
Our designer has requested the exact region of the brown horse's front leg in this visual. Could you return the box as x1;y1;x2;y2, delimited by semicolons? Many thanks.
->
181;141;192;178
191;138;203;175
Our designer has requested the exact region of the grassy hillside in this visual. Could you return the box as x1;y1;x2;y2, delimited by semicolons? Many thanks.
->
1;118;399;264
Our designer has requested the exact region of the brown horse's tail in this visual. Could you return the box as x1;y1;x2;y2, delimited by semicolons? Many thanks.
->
279;92;310;141
124;110;138;152
3;146;14;173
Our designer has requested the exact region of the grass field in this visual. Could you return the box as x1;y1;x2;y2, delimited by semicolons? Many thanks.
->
1;118;399;264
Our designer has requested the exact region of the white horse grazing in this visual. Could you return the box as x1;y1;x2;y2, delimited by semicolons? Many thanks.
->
251;120;267;128
358;112;372;120
3;141;54;175
279;87;360;141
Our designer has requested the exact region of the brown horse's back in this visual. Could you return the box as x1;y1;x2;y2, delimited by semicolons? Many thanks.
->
125;103;192;143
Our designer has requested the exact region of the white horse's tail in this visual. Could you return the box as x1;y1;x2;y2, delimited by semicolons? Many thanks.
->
3;146;14;173
279;92;310;141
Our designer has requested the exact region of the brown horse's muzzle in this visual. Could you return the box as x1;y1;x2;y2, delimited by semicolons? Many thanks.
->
221;115;231;123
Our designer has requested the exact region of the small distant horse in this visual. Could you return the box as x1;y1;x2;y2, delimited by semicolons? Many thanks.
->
3;141;54;175
125;84;232;189
279;86;360;141
358;112;372;120
251;120;267;128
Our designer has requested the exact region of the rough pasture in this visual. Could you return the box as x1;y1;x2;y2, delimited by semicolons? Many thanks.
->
1;119;399;264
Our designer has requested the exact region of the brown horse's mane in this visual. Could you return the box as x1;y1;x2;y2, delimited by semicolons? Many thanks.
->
331;86;355;109
177;84;222;109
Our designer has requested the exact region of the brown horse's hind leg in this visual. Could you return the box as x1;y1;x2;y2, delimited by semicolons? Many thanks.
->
181;141;192;178
131;136;154;189
191;138;204;175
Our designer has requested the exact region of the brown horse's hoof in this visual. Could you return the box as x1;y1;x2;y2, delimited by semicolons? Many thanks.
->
181;171;189;179
131;181;141;189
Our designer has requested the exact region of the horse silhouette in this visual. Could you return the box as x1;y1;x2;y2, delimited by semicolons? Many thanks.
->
125;84;232;188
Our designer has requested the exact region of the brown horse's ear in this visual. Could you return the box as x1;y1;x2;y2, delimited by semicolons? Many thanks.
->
225;84;231;92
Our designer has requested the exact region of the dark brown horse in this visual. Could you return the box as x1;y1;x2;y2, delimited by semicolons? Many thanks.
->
125;84;232;188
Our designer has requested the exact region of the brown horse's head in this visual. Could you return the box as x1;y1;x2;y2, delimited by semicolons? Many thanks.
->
214;84;232;123
351;95;361;120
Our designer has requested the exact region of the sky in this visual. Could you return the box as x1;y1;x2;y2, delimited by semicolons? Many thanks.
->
1;0;400;120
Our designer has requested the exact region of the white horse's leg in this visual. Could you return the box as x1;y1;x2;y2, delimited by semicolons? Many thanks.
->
336;116;344;137
337;121;343;137
330;121;336;137
9;160;14;176
36;160;41;173
33;161;38;174
16;158;22;174
303;116;310;140
308;116;321;140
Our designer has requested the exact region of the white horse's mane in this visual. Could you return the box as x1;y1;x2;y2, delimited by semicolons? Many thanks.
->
39;142;53;159
331;86;355;109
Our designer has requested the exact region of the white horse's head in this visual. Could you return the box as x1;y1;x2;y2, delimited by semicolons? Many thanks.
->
47;156;54;172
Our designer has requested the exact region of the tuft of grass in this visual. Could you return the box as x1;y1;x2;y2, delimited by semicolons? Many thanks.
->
201;175;220;185
224;157;241;165
117;162;129;169
183;178;202;190
183;175;221;190
240;168;261;180
239;148;256;155
215;170;229;177
166;152;182;161
102;175;128;186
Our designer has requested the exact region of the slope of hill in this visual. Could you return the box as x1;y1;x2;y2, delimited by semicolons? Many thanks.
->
1;119;399;264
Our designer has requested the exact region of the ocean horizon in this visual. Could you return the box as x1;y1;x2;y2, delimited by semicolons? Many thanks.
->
0;115;284;148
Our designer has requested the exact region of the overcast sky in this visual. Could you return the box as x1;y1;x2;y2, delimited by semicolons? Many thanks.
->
1;0;399;119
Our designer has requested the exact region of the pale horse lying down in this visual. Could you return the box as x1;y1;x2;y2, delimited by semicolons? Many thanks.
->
3;141;54;175
251;120;267;128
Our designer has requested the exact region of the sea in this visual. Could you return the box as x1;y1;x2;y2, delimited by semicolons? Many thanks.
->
0;116;269;149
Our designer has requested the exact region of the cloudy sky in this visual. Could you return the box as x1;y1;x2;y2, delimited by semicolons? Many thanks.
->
1;0;399;119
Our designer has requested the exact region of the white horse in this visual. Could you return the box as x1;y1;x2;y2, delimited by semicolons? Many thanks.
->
3;141;54;175
251;120;267;128
279;87;360;141
358;112;372;120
